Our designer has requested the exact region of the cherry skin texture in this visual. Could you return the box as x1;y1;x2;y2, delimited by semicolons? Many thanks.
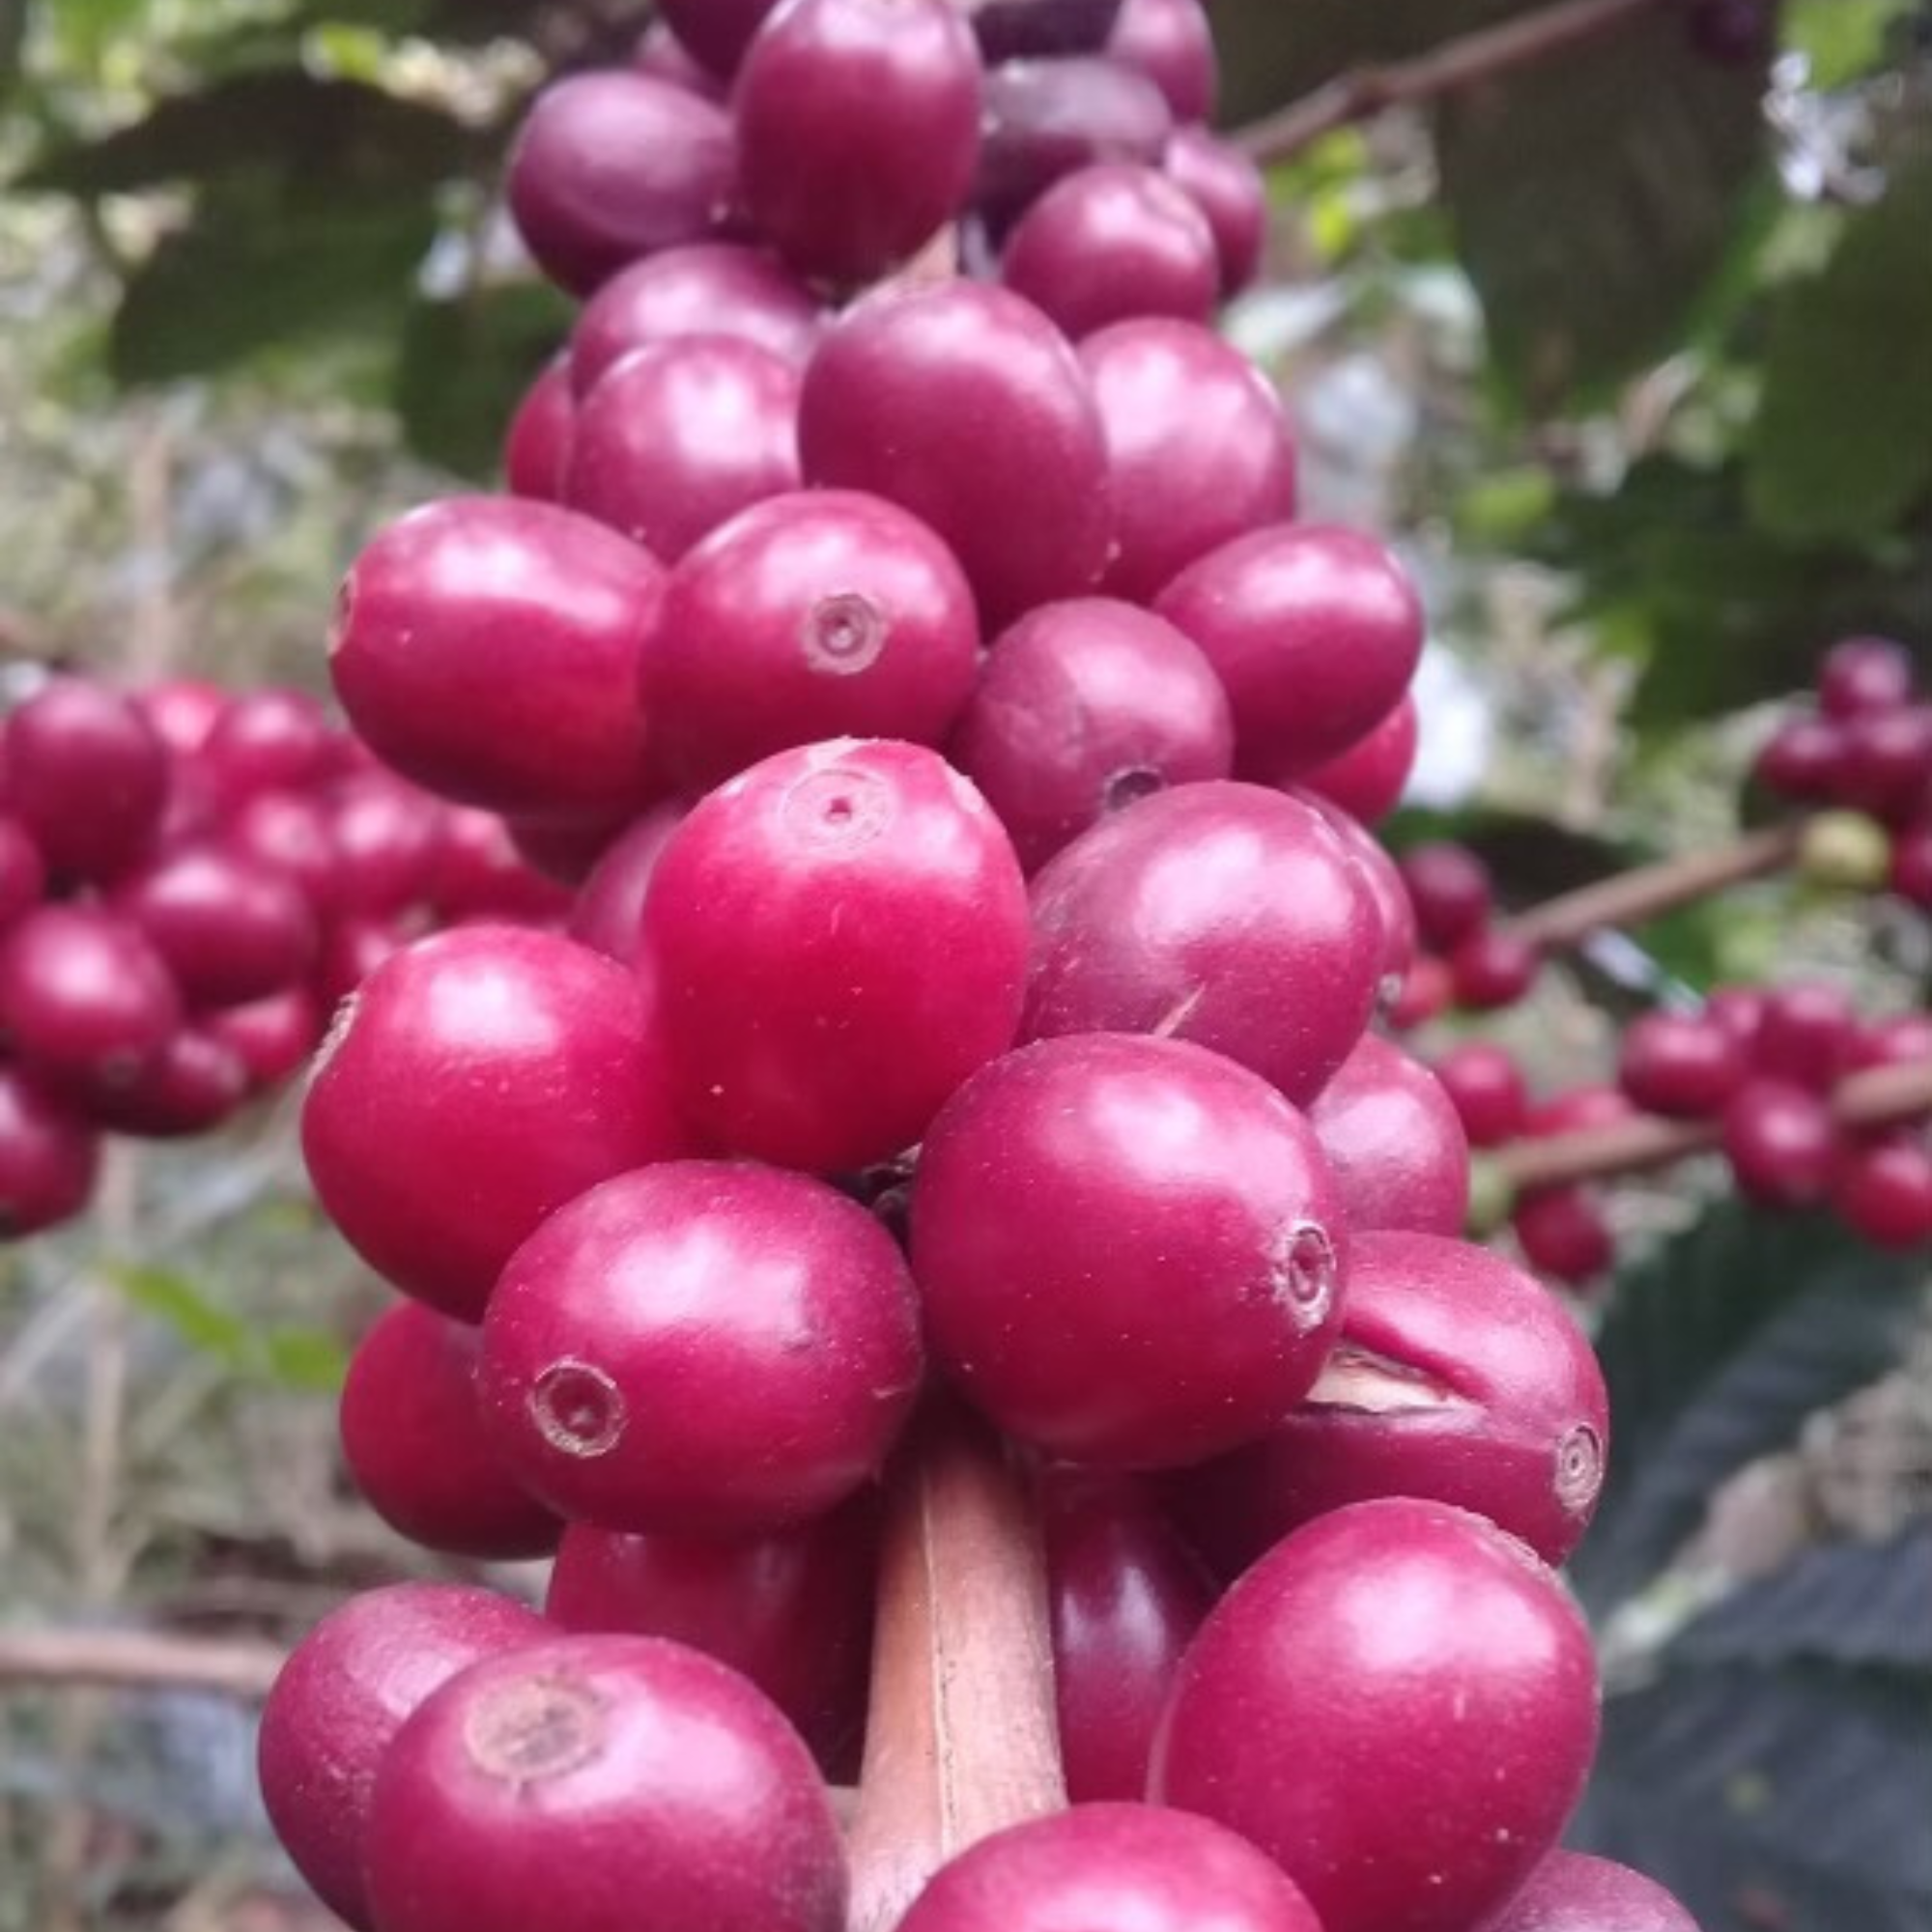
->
911;1032;1348;1468
503;355;574;499
1043;1469;1215;1803
643;491;980;797
0;905;182;1088
4;676;168;883
564;335;801;562
1163;126;1265;294
1179;1233;1608;1576
1512;1185;1615;1288
300;925;689;1321
948;596;1234;872
1079;317;1295;604
1832;1135;1932;1251
735;0;982;287
505;72;735;296
1109;0;1216;120
1818;635;1914;721
1024;781;1382;1107
0;1066;99;1238
114;843;317;1009
1152;1498;1602;1932
545;1493;878;1776
896;1804;1324;1932
1309;1033;1470;1236
1156;524;1423;778
341;1302;561;1561
362;1635;846;1932
1479;1850;1700;1932
329;497;663;826
798;281;1113;628
566;803;685;966
256;1582;548;1931
643;739;1029;1172
1721;1079;1839;1208
1432;1041;1527;1149
480;1161;923;1535
1298;691;1419;825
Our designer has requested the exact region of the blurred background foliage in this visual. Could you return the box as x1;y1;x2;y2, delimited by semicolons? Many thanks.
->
0;0;1929;1927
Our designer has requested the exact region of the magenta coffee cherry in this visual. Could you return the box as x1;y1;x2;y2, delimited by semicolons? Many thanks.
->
136;677;228;756
1819;635;1914;720
570;244;822;396
912;1033;1347;1467
0;1065;99;1238
506;72;734;296
0;815;46;931
1753;713;1849;802
204;984;323;1091
114;843;317;1009
1619;1009;1747;1118
565;335;801;562
258;1582;548;1931
364;1634;846;1932
1153;1498;1601;1932
1847;1009;1932;1074
482;1162;922;1534
200;688;334;803
735;0;981;287
566;805;684;965
1297;692;1418;826
301;925;689;1321
1833;1134;1932;1251
1513;1184;1615;1290
1301;792;1416;1007
1722;1077;1839;1208
1163;126;1264;294
507;810;625;887
1450;927;1543;1010
427;808;574;925
949;597;1233;871
898;1804;1323;1932
1889;818;1932;908
228;788;341;908
342;1302;561;1561
1386;952;1452;1030
1484;1850;1700;1932
1156;525;1423;778
313;913;413;1014
1044;1470;1214;1803
643;492;980;796
799;281;1113;627
1080;317;1295;603
632;17;726;94
1400;839;1494;951
644;739;1029;1171
1179;1233;1608;1575
1528;1082;1636;1137
503;355;574;499
1431;1041;1527;1149
1026;782;1381;1104
329;497;662;825
326;770;447;916
82;1024;250;1137
1310;1034;1469;1236
0;904;181;1088
1108;0;1216;121
1754;980;1856;1091
659;0;786;75
1838;703;1932;823
971;0;1124;62
546;1494;878;1775
1001;163;1218;339
4;676;168;883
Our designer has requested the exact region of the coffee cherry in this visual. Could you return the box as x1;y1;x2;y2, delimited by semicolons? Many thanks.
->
1889;818;1932;909
1754;980;1856;1091
1023;782;1382;1105
1107;0;1217;122
228;788;341;909
1303;797;1416;1008
1513;1184;1615;1288
5;676;168;883
1838;704;1932;824
1309;1033;1469;1236
136;677;228;756
1618;1009;1747;1118
1525;1083;1636;1136
566;804;685;966
313;913;415;1014
0;816;46;931
1162;126;1265;294
1152;1498;1601;1932
258;1583;548;1931
948;597;1233;871
1819;635;1915;720
505;72;735;295
326;771;447;917
1297;693;1418;826
0;1065;99;1237
1684;0;1774;65
114;842;317;1009
205;984;325;1092
631;18;727;96
1449;926;1542;1010
504;357;574;501
969;0;1125;62
362;1635;846;1932
77;1024;248;1137
1722;1078;1838;1208
427;808;575;926
1431;1041;1527;1149
1483;1849;1699;1931
1705;982;1767;1052
658;0;786;76
1798;807;1893;891
1398;839;1494;951
0;905;182;1088
200;689;335;804
1832;1134;1932;1250
911;1032;1347;1467
897;1804;1323;1932
506;811;624;888
1846;1009;1932;1075
1753;714;1849;803
1385;952;1452;1030
481;1162;922;1534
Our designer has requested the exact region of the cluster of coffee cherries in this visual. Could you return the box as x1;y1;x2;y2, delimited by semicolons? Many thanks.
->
0;672;563;1238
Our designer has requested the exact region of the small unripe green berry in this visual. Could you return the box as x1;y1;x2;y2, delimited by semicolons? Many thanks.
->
1464;1154;1518;1238
1797;810;1892;893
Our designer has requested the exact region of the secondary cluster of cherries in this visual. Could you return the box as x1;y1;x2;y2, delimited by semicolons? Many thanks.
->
0;672;563;1238
255;4;1697;1931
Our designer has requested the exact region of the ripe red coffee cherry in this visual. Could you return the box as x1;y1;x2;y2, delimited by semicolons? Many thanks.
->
329;497;663;825
799;281;1113;627
1889;818;1932;909
1298;692;1418;826
257;1582;547;1931
897;1804;1323;1932
643;492;980;796
1044;1470;1214;1804
341;1302;561;1561
503;355;574;500
228;788;341;908
1838;703;1932;823
735;0;981;287
1309;1034;1469;1236
1152;1498;1601;1932
114;843;317;1009
1001;163;1219;339
912;1033;1347;1467
1386;952;1452;1030
564;336;800;562
1526;1082;1635;1136
949;597;1233;871
1431;1041;1527;1149
313;913;414;1014
200;689;334;803
1618;1009;1747;1118
1754;980;1856;1091
1483;1850;1700;1932
1847;1009;1932;1074
1079;317;1295;603
1163;126;1265;294
136;677;227;756
570;244;822;396
326;770;448;917
482;1162;922;1534
1156;525;1423;778
1513;1184;1615;1289
1024;782;1382;1106
1818;635;1914;721
4;676;168;883
546;1494;878;1776
1302;794;1416;1008
204;984;324;1091
1179;1233;1607;1576
427;808;574;925
301;925;689;1321
1832;1134;1932;1250
632;17;727;94
363;1635;847;1932
1753;714;1849;803
659;0;785;75
82;1025;250;1138
1400;839;1494;950
643;739;1029;1171
505;72;735;296
507;811;625;888
0;1066;99;1237
1450;926;1542;1010
971;0;1124;62
0;816;46;931
565;804;684;965
1108;0;1216;121
0;905;181;1088
1722;1078;1839;1208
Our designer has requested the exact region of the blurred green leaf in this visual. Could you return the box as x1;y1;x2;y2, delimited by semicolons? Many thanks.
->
1787;0;1917;85
262;1327;351;1392
108;1263;252;1364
